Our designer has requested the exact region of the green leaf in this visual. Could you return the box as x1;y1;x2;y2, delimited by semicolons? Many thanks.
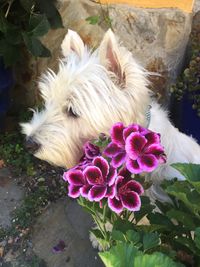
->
166;209;196;229
35;0;63;29
112;230;126;242
99;242;141;267
147;212;174;228
29;14;50;37
172;163;200;182
22;33;51;57
20;0;35;12
5;27;22;45
113;218;133;233
126;230;141;245
134;252;184;267
165;181;200;214
142;232;160;252
86;16;100;25
194;227;200;250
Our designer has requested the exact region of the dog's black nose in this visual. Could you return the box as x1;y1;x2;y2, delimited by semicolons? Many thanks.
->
25;138;40;153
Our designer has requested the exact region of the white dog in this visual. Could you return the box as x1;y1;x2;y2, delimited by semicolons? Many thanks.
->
21;29;200;201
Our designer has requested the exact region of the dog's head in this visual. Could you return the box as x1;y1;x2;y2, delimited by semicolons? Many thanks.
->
21;29;150;168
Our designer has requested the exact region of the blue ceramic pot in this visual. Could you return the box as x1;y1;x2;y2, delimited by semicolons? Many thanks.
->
170;93;200;144
0;58;13;131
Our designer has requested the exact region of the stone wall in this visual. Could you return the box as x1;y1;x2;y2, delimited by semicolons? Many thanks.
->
13;0;194;109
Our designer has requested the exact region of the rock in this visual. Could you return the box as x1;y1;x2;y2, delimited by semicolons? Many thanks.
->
13;0;194;108
32;198;103;267
0;168;24;228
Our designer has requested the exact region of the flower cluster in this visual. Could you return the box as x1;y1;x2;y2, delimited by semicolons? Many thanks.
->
103;123;166;174
63;123;166;214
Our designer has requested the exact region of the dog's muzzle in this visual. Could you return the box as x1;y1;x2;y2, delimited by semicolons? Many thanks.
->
25;138;41;154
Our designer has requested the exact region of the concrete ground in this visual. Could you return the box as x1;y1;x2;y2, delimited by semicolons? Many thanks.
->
0;167;103;267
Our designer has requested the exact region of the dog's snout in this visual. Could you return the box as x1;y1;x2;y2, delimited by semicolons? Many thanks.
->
25;138;40;153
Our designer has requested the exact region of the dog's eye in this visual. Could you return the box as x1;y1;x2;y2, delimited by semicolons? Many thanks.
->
66;107;79;118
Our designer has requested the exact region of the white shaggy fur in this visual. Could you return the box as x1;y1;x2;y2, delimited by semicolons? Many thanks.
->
21;30;200;199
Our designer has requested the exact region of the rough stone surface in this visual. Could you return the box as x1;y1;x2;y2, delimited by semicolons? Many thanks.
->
13;0;194;108
32;198;103;267
0;168;24;228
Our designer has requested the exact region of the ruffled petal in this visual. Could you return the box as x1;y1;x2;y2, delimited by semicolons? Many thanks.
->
68;184;81;198
65;170;85;185
108;197;123;214
144;132;160;146
106;184;116;198
110;122;125;147
125;180;144;195
126;158;142;174
88;185;107;201
93;156;109;178
144;144;165;159
125;132;147;160
118;168;132;180
103;142;123;157
123;124;139;140
80;184;91;198
84;142;100;159
121;191;141;211
83;166;103;185
138;154;158;172
111;152;126;168
107;166;117;186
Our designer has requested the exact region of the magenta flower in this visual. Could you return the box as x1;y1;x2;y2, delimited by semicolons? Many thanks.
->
83;141;100;159
63;156;117;201
63;169;91;198
84;157;117;201
108;168;144;213
104;122;166;174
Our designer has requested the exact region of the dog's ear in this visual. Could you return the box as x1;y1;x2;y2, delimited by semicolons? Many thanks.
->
99;29;124;83
61;29;85;58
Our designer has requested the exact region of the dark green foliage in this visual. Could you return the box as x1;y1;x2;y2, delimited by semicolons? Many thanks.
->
0;0;63;66
170;26;200;116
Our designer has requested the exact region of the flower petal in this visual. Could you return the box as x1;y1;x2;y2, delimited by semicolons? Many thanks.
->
144;132;160;146
103;142;123;157
65;170;85;185
144;144;165;159
84;142;100;159
125;132;147;160
83;166;103;185
110;122;125;147
108;197;123;214
118;168;132;180
107;166;117;186
123;124;139;140
80;184;91;198
111;152;126;168
125;180;144;195
68;184;81;198
106;184;116;198
93;156;109;178
88;185;107;201
138;154;158;172
126;158;142;174
121;191;141;211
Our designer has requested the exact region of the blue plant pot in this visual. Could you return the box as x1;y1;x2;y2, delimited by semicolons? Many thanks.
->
0;58;13;131
170;93;200;144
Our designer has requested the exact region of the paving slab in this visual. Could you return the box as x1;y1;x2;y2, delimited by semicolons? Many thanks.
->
0;168;24;228
32;198;104;267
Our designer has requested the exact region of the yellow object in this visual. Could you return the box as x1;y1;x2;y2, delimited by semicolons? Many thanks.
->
100;0;194;13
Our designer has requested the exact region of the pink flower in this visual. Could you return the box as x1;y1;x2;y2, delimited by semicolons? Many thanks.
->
108;168;144;213
104;122;166;174
84;157;117;201
63;156;117;201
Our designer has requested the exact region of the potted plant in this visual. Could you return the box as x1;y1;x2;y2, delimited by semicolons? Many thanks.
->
0;0;63;131
170;17;200;143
